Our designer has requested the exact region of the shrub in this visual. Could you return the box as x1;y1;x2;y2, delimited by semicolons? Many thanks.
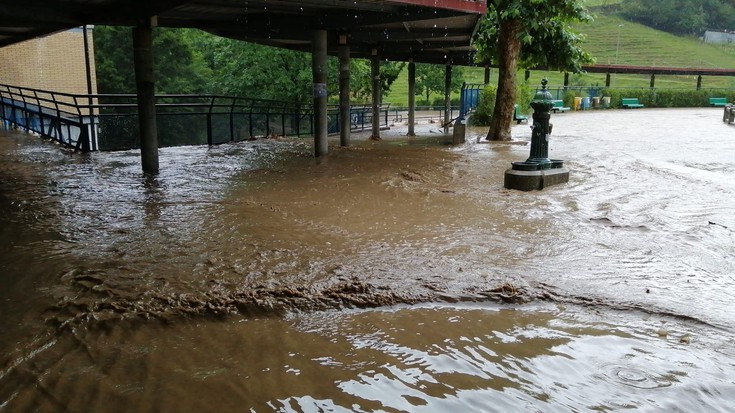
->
469;84;496;126
430;96;460;110
517;82;533;114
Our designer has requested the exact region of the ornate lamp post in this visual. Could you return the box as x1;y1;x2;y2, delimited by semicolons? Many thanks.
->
504;79;569;191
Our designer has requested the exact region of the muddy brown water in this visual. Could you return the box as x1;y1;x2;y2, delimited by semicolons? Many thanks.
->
1;108;734;411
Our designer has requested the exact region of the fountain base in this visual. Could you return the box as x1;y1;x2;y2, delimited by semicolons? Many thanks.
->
504;166;570;191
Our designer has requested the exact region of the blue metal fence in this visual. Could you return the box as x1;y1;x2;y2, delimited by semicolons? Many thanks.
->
0;84;391;152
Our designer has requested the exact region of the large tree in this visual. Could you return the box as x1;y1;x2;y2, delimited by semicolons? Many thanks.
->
474;0;593;141
94;26;212;94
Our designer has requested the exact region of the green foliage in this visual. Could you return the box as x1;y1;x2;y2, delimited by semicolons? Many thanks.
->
469;84;497;126
430;97;461;109
474;0;594;140
94;26;212;94
516;81;533;113
562;89;579;107
619;0;735;36
474;0;594;72
415;63;464;105
468;81;533;126
350;60;405;102
598;87;735;107
95;27;403;107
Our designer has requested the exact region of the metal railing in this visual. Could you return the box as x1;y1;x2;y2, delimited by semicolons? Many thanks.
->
0;84;391;152
0;84;97;151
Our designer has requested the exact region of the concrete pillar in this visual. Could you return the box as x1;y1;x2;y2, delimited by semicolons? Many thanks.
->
370;49;381;140
312;30;328;157
407;58;416;137
133;18;159;174
338;34;351;147
444;63;452;134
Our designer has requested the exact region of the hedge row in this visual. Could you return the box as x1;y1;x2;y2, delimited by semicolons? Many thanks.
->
563;88;735;109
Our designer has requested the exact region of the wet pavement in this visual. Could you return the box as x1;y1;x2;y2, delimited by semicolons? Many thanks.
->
1;108;734;411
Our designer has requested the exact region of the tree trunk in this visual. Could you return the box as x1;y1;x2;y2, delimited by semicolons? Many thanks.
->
486;17;522;141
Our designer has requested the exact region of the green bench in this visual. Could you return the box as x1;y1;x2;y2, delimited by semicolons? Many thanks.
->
621;98;644;109
709;97;728;107
513;104;528;124
551;100;570;113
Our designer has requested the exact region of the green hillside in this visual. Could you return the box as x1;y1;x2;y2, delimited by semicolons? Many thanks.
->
383;1;735;106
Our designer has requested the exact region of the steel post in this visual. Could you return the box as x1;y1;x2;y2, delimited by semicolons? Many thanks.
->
312;30;328;157
339;35;351;147
407;59;416;137
370;49;381;140
132;18;159;173
444;64;452;134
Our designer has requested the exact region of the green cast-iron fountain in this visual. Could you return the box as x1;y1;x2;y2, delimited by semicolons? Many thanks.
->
504;79;570;191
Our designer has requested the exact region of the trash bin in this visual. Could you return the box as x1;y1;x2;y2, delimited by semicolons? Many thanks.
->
582;97;591;110
601;96;611;108
573;97;582;111
592;97;600;108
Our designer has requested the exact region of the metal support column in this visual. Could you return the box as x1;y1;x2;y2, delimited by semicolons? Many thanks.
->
82;25;96;150
484;66;491;85
606;73;611;87
444;63;452;134
312;30;328;157
650;73;656;88
696;75;702;90
338;34;351;147
133;18;159;173
370;49;381;140
407;58;416;137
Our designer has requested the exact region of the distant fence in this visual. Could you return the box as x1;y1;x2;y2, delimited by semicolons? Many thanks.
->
535;86;735;105
0;84;390;152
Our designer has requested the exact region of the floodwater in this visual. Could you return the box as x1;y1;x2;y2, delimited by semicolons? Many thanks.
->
1;108;734;411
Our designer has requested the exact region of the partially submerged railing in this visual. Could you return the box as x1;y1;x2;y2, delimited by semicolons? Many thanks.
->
0;84;97;151
0;84;390;152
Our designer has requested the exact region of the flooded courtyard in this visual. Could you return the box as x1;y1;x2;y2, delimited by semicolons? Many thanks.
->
1;108;734;411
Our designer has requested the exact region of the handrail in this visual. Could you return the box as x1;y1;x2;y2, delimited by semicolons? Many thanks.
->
0;83;391;151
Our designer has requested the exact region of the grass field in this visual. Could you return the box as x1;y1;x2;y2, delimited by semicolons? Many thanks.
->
383;4;735;106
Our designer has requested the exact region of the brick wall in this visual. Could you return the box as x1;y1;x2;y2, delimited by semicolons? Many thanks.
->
0;27;97;96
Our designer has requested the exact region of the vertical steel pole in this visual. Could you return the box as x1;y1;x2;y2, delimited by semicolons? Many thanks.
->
133;18;159;173
370;48;381;140
82;25;96;150
338;34;351;147
312;30;328;157
443;63;452;134
407;58;416;137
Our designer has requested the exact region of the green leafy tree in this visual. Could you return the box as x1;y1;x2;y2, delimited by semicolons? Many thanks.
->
94;26;211;94
474;0;593;141
414;63;464;106
351;60;405;102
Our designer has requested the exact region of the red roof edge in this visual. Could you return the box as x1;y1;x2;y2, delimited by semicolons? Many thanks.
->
385;0;487;14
